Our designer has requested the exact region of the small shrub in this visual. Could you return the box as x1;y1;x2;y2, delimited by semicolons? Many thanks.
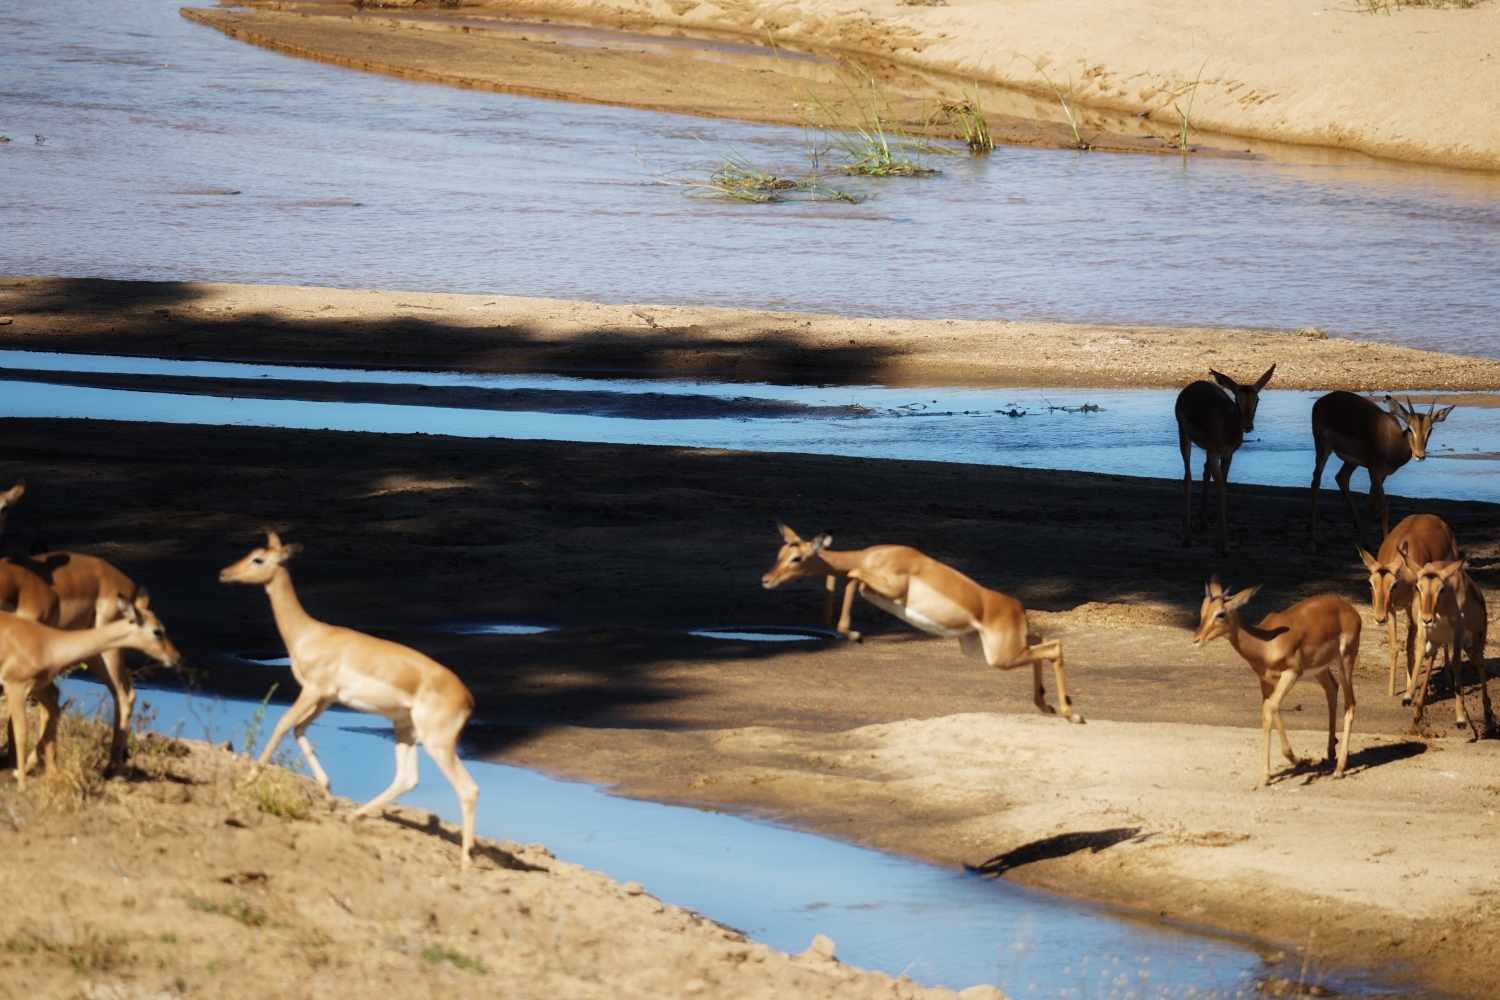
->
187;895;268;927
5;926;130;974
236;765;312;821
421;945;487;972
36;706;111;813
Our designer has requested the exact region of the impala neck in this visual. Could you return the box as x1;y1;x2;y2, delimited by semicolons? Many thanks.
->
1223;608;1279;662
47;618;135;671
811;549;863;577
264;566;319;649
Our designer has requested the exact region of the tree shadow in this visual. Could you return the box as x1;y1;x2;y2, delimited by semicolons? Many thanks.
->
965;827;1146;877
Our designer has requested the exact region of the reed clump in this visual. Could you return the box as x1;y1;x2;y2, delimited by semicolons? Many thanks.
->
640;145;862;203
942;85;994;153
791;63;944;176
1018;55;1089;149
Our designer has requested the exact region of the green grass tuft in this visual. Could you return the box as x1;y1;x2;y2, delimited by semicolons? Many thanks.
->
422;945;488;972
188;895;269;927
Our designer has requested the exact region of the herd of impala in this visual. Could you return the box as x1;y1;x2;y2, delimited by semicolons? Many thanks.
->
0;369;1485;867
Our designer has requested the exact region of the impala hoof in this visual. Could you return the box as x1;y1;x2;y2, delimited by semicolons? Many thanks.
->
1067;713;1085;724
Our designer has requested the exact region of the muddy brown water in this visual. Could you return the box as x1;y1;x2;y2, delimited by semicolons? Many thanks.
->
5;0;1500;357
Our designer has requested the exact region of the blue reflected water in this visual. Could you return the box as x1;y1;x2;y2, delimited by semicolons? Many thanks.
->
2;0;1499;356
63;678;1313;997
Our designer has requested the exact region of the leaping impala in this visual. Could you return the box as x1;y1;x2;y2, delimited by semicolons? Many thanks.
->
1358;514;1457;701
0;592;179;789
220;533;480;868
761;524;1083;722
1193;577;1360;788
1400;548;1490;735
1174;366;1275;555
1308;393;1453;553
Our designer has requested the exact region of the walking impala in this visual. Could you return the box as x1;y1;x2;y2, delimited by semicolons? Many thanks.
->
1400;549;1490;735
0;592;179;788
221;533;480;868
761;524;1083;722
1308;394;1453;552
1358;514;1457;701
1193;577;1360;787
1174;366;1275;555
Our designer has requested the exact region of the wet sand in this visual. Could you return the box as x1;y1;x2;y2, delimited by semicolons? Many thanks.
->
0;413;1497;996
180;2;1228;158
7;276;1500;390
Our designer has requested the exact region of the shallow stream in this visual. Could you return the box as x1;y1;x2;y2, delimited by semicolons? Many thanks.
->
4;0;1500;356
60;678;1385;998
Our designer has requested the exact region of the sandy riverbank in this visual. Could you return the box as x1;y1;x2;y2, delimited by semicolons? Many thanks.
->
185;0;1500;169
0;412;1497;994
6;276;1500;389
0;720;973;999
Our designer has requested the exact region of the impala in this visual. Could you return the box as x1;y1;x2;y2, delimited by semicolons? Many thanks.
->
0;593;179;788
220;533;480;868
1193;577;1360;787
1174;366;1275;555
1308;394;1453;552
1401;549;1490;735
761;524;1083;722
1358;514;1457;700
0;481;24;541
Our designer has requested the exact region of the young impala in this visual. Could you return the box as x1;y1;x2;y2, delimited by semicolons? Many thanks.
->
761;524;1082;723
1193;577;1360;788
1400;549;1490;735
221;533;480;868
1174;366;1275;555
1309;394;1453;552
1358;514;1458;701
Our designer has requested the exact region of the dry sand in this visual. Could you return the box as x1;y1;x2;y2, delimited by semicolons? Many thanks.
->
7;276;1500;389
186;0;1500;169
0;728;979;999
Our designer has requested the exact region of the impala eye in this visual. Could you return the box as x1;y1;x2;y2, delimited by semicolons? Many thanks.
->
790;556;801;563
252;557;264;564
153;628;164;638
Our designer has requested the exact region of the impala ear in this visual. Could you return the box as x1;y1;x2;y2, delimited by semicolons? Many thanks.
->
776;522;800;544
1253;364;1275;391
1209;369;1236;391
117;595;142;624
810;533;832;552
1433;404;1455;424
1358;548;1380;571
1397;540;1418;573
134;587;150;611
280;542;304;562
0;481;23;508
1226;585;1260;611
267;531;283;550
1384;395;1409;424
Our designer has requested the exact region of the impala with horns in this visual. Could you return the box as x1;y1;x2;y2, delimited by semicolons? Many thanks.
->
1358;514;1457;702
221;533;480;868
0;592;179;789
1400;547;1490;736
1174;366;1275;555
1193;577;1360;788
1308;393;1453;553
762;524;1082;722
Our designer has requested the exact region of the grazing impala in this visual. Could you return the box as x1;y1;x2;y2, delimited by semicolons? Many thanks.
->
1309;394;1453;552
1193;577;1360;787
1358;514;1458;701
221;533;480;868
1174;366;1275;555
0;592;179;788
761;524;1083;722
1400;549;1490;735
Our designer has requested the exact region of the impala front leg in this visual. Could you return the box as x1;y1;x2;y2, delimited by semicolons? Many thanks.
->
1179;424;1193;547
822;576;837;630
1260;669;1302;787
6;681;32;789
256;691;333;791
837;579;861;642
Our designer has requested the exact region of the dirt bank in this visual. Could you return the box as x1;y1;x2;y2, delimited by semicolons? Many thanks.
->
7;276;1500;389
0;719;973;999
178;2;1233;158
462;0;1500;170
1;413;1498;992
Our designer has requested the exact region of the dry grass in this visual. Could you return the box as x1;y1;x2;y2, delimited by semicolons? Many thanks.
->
34;702;111;813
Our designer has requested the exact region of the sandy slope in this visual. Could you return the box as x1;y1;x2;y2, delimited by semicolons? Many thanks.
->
468;0;1500;169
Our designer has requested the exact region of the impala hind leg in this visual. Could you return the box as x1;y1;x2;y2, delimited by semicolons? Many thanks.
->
1333;461;1366;548
424;739;479;869
1317;671;1339;766
822;576;837;630
1447;621;1472;732
1210;453;1230;555
1199;455;1213;537
1335;633;1359;778
352;720;420;819
836;580;862;642
26;683;62;776
1308;437;1331;552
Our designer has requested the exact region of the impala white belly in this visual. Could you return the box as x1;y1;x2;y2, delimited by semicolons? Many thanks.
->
334;669;413;721
861;591;970;639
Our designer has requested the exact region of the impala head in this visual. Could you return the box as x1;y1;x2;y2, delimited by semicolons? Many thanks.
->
761;523;833;589
1400;542;1466;632
1358;546;1409;625
220;531;304;586
1211;365;1275;433
116;589;182;668
0;480;24;539
1192;575;1260;646
1385;396;1453;462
